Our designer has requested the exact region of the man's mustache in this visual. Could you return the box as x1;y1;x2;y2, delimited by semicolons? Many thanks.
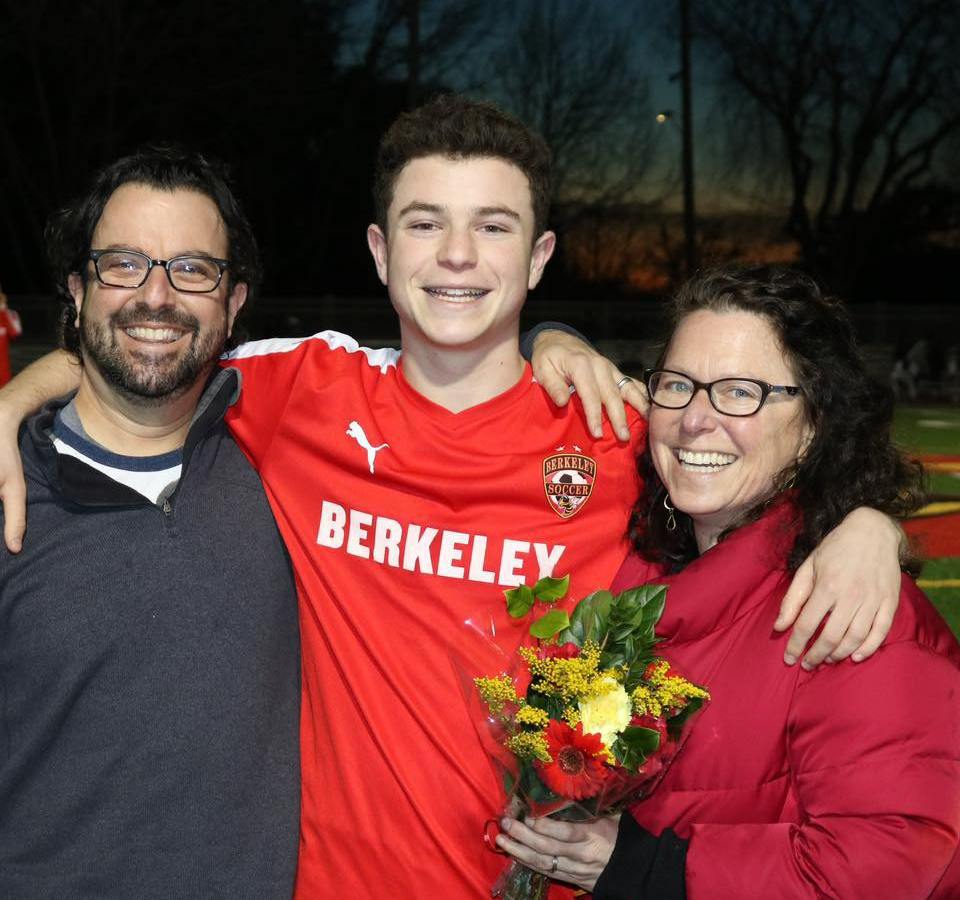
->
110;302;199;332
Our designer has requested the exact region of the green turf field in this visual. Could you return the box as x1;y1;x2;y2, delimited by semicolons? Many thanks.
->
893;405;960;461
921;558;960;636
894;406;960;637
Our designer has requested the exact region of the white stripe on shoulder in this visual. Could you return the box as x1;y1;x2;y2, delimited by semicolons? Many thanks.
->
223;330;401;373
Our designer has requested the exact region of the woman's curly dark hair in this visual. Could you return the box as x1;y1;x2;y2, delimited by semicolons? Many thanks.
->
629;265;925;573
45;143;261;356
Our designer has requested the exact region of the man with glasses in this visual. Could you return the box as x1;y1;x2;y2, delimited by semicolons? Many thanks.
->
0;146;300;898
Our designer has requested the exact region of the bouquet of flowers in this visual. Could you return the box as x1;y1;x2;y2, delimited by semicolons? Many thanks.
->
464;575;708;900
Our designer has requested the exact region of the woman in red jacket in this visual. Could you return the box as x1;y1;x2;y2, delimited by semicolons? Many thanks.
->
496;267;960;899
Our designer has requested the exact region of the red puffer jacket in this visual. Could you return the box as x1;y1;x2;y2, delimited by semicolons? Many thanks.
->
613;504;960;900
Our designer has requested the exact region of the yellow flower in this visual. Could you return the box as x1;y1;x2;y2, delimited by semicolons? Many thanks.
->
515;706;550;728
519;642;606;701
632;660;710;716
631;684;663;717
506;729;552;763
657;674;710;709
474;675;518;713
579;676;633;749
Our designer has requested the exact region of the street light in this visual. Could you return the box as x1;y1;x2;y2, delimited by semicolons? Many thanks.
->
655;105;697;276
679;0;697;275
655;1;698;276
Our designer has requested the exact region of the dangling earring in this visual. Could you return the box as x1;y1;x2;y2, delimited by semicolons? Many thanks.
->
663;494;677;532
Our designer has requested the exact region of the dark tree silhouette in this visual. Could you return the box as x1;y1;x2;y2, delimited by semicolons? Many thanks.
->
488;0;660;290
345;0;490;104
698;0;960;297
0;0;341;295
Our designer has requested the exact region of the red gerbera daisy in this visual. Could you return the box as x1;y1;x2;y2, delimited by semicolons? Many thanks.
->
535;720;608;799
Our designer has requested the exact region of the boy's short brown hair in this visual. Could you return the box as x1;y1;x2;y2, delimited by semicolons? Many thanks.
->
372;94;552;238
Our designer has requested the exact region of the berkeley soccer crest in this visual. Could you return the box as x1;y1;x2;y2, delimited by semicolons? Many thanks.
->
543;450;597;519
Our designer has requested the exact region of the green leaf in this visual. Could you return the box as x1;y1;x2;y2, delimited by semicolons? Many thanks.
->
617;585;667;625
615;725;661;772
527;691;565;722
623;649;657;692
519;760;560;803
532;574;570;604
601;585;668;660
600;648;627;670
505;584;535;618
558;620;583;647
640;592;666;626
530;609;571;639
562;589;614;645
636;585;668;620
666;694;708;739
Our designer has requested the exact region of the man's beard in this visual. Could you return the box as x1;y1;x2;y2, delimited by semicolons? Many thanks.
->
80;301;227;405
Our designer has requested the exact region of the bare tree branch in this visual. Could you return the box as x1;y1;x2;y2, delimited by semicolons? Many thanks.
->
698;0;960;293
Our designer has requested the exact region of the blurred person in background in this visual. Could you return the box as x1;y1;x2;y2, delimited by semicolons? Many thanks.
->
0;282;22;386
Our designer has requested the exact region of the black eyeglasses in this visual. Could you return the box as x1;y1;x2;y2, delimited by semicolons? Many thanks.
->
645;368;802;417
88;249;229;293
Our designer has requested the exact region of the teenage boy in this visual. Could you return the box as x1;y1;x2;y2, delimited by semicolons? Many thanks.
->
220;96;902;896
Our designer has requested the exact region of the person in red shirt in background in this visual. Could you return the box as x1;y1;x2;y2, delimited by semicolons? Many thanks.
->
0;283;23;386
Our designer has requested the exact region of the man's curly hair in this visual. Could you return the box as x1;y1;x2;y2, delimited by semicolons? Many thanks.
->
45;143;261;356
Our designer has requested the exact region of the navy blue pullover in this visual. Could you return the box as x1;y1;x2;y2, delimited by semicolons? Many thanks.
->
0;370;300;899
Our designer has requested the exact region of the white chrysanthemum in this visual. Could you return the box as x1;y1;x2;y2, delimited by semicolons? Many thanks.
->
578;677;632;749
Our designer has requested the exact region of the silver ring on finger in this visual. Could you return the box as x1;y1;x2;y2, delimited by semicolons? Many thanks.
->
616;375;634;391
550;855;560;874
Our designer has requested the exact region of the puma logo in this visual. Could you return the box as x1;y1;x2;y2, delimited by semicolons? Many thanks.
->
346;421;389;474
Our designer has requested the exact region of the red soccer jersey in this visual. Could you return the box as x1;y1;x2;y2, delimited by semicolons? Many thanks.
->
224;332;644;898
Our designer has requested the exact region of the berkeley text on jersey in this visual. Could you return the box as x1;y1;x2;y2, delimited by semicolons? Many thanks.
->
316;500;566;586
